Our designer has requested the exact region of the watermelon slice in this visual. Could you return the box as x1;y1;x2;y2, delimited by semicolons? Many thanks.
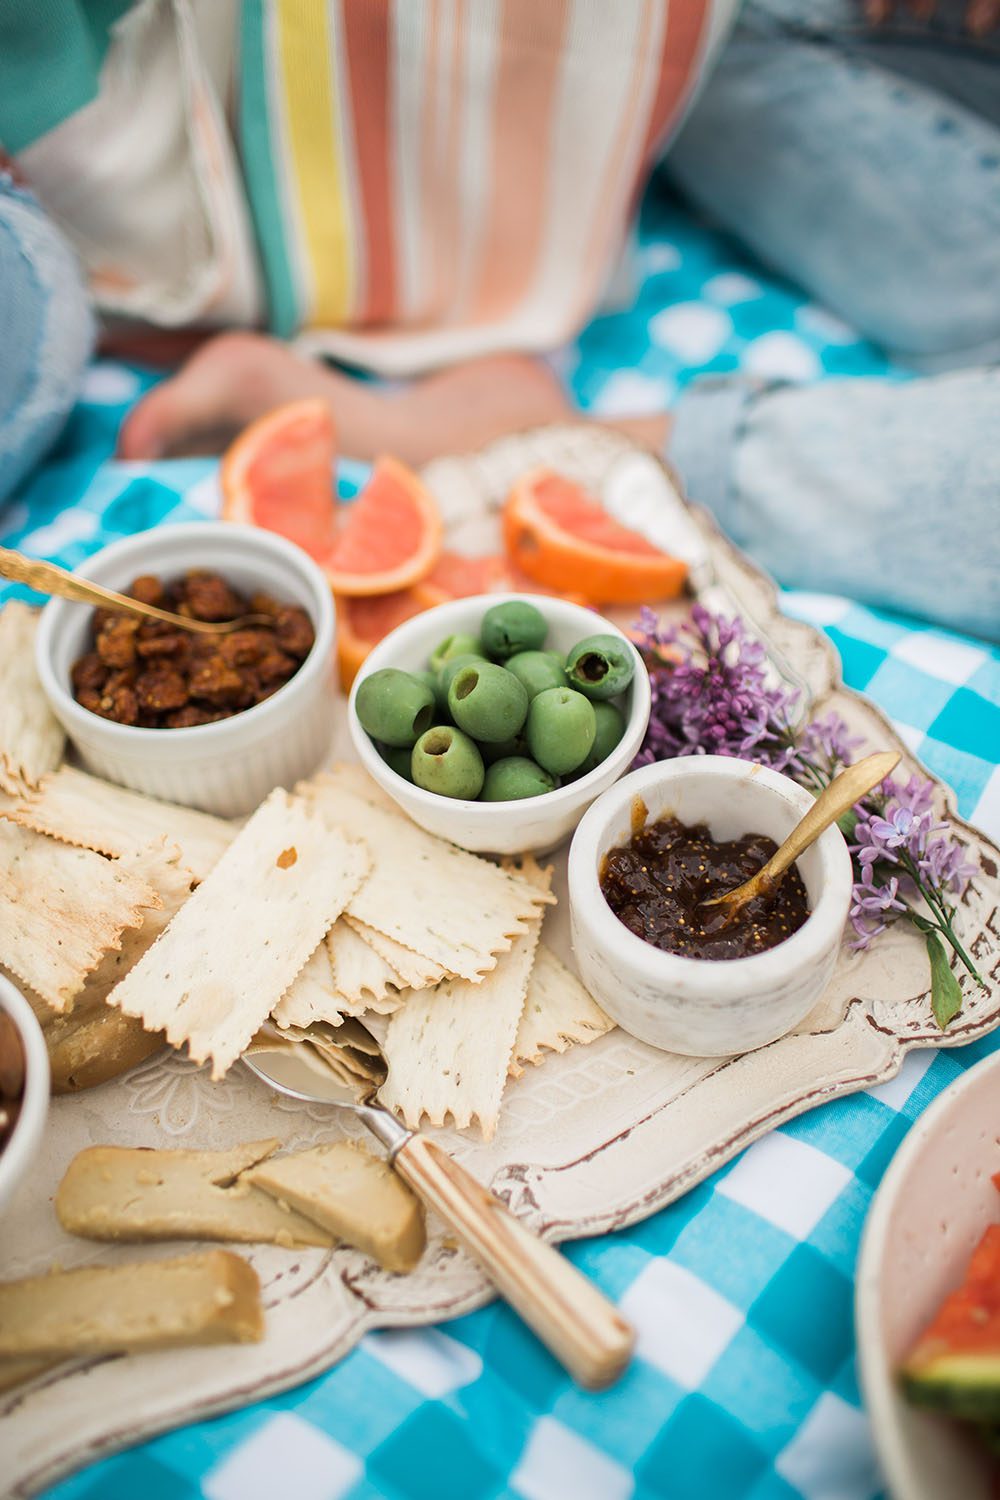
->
901;1222;1000;1422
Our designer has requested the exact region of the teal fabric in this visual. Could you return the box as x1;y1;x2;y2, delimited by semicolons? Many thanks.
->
0;0;132;153
2;197;996;1500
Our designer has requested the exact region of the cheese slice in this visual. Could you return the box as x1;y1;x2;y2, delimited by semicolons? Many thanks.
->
247;1142;426;1273
56;1141;334;1248
0;1250;263;1358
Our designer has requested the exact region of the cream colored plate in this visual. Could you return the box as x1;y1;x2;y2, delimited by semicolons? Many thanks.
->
2;426;999;1496
857;1051;1000;1500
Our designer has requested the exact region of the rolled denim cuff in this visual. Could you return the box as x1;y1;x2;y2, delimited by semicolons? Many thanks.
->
668;376;774;541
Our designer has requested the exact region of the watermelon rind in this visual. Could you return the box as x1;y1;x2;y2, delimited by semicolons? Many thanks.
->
900;1355;1000;1422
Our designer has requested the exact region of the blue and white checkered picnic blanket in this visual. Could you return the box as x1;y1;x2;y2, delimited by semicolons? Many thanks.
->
4;187;998;1500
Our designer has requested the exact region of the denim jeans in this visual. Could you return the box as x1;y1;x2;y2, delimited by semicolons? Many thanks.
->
0;175;93;504
667;1;1000;641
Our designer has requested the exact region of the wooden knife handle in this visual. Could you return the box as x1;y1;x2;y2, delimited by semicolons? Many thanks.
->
392;1133;634;1390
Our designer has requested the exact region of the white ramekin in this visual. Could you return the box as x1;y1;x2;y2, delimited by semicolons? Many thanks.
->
0;973;50;1217
348;593;651;854
35;523;337;817
568;757;854;1056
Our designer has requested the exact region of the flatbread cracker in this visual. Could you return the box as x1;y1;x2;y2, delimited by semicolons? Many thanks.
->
325;917;405;1014
0;822;160;1009
2;765;235;881
342;917;446;995
378;862;552;1139
271;941;345;1030
298;770;553;980
0;602;65;794
509;944;615;1078
107;790;370;1078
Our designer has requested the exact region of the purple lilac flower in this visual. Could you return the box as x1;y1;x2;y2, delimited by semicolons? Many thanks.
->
849;772;978;947
632;605;800;769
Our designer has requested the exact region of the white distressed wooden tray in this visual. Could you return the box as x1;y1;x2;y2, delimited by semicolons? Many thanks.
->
3;426;998;1496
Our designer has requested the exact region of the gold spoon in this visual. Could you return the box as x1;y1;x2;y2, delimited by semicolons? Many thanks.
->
0;546;274;637
702;749;901;922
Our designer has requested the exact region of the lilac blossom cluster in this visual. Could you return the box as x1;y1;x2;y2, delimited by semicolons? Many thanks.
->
631;604;800;769
849;774;979;949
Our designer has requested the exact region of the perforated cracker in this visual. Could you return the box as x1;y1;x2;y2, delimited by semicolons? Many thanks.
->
0;822;160;1009
342;917;446;995
509;944;615;1078
298;772;553;980
0;603;65;793
325;917;406;1015
378;862;552;1139
2;765;235;882
271;941;344;1031
107;790;370;1078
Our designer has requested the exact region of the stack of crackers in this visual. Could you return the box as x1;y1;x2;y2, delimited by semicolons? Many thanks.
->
0;602;613;1139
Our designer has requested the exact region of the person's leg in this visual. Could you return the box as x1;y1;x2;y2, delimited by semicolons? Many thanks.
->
117;334;575;465
665;0;1000;368
0;173;94;503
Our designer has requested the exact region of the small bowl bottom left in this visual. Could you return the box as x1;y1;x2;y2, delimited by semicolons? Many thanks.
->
0;974;50;1216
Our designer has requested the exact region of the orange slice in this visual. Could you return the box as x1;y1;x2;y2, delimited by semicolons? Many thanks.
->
336;583;448;692
503;468;688;605
325;456;443;597
220;399;338;562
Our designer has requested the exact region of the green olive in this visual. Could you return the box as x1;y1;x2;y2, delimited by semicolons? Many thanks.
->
356;668;436;747
448;661;529;743
480;732;528;765
378;743;415;781
505;649;568;700
481;756;556;801
438;652;489;700
575;700;626;775
429;632;481;676
411;726;484;800
565;634;635;701
480;600;548;661
525;686;596;775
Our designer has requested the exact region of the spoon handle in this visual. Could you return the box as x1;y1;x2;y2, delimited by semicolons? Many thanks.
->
392;1134;634;1390
754;750;900;892
0;546;224;635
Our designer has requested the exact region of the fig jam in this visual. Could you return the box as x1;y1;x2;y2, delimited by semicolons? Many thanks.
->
600;813;810;961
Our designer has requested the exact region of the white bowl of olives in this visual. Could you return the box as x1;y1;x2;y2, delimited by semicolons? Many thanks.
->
347;593;651;854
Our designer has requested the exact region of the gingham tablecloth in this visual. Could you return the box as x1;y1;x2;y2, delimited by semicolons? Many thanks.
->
3;186;997;1500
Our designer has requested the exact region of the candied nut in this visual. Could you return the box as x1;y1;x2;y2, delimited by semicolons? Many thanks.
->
189;657;248;706
96;685;140;725
219;629;268;668
184;571;244;622
136;669;189;714
71;652;107;693
165;705;227;728
136;631;187;659
274;607;314;659
249;591;282;619
255;648;297;684
128;574;166;608
96;618;139;669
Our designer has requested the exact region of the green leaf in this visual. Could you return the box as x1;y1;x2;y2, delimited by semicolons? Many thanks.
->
837;809;859;841
927;932;963;1030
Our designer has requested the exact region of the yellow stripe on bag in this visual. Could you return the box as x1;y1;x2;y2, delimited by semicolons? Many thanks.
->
275;0;355;326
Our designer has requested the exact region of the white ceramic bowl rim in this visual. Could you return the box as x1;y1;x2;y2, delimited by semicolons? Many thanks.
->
0;974;50;1207
570;755;853;978
35;522;335;749
348;591;651;816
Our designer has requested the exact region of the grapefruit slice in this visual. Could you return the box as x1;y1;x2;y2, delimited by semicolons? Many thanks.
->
336;582;448;692
503;468;688;605
220;399;337;562
325;456;443;597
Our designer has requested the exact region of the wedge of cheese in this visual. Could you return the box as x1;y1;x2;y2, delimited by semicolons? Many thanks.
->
0;1250;263;1359
56;1141;334;1248
247;1142;426;1273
